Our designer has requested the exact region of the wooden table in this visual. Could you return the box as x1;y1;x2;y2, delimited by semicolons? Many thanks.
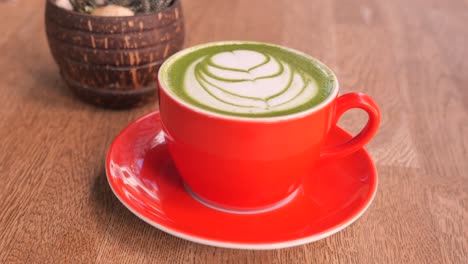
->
1;0;467;263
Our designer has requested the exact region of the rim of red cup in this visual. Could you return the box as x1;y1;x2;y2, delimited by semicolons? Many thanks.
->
157;41;340;123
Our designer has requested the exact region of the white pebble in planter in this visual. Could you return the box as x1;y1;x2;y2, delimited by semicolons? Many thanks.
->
53;0;73;11
91;5;135;16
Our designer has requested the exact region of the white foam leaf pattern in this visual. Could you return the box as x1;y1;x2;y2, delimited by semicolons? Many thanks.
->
211;50;267;71
184;50;319;114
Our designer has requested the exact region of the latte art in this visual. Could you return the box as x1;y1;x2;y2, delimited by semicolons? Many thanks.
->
160;42;336;118
184;50;319;114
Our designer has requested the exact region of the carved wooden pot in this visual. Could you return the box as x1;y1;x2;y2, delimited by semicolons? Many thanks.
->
45;0;185;108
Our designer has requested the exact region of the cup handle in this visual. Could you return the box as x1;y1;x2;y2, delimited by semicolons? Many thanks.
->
320;93;381;159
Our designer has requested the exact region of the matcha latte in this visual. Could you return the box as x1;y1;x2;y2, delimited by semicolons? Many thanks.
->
159;42;337;118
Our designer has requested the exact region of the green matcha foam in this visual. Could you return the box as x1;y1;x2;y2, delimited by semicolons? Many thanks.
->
160;42;337;118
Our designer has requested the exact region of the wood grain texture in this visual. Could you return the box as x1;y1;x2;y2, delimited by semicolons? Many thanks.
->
0;0;467;263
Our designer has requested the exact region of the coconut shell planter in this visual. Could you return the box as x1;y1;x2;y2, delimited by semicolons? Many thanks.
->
45;0;185;108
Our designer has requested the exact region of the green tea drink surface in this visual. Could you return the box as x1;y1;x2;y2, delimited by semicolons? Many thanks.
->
160;42;337;118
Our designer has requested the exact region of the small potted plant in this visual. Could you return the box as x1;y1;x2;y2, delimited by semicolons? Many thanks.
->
46;0;185;108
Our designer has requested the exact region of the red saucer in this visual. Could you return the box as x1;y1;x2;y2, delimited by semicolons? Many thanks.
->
106;112;378;249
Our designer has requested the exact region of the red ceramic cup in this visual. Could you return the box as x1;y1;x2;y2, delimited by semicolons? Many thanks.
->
158;43;380;211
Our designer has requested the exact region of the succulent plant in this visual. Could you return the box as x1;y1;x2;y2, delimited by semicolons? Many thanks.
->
111;0;174;13
69;0;97;13
66;0;173;14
